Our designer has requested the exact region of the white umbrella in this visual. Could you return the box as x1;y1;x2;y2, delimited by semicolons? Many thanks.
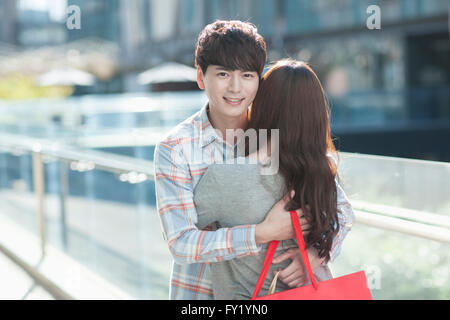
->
36;68;96;86
137;62;197;85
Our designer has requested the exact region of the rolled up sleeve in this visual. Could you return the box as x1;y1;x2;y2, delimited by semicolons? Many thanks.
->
154;141;261;265
328;179;355;263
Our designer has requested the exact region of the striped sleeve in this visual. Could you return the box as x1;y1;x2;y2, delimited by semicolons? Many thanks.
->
154;141;261;265
328;179;355;262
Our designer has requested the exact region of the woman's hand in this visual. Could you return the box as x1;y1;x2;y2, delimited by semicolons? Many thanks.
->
272;248;326;288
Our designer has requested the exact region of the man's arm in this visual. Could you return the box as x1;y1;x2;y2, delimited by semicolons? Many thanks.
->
255;190;309;244
155;140;307;265
155;141;262;265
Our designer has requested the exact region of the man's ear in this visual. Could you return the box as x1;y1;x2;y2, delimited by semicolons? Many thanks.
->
196;66;205;90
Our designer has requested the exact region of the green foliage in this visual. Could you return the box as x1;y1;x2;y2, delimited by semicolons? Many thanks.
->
0;74;74;100
331;223;449;299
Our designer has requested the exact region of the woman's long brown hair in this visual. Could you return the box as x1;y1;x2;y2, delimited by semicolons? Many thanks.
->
248;59;339;262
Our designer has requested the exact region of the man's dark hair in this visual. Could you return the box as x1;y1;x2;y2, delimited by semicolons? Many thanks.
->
195;20;267;76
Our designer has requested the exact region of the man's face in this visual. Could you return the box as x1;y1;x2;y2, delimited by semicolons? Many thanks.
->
197;65;259;121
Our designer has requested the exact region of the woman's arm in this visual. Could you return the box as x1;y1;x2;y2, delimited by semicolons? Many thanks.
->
272;247;326;287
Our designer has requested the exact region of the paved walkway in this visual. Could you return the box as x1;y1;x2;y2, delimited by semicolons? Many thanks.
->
0;250;54;300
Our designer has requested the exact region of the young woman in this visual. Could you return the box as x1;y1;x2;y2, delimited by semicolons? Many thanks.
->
193;59;353;299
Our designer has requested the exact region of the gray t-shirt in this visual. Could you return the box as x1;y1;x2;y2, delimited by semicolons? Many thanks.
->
193;159;299;299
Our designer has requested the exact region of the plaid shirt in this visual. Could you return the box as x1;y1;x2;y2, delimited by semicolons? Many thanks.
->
154;104;354;300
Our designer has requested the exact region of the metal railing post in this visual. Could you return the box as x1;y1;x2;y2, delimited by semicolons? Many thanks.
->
32;150;46;257
59;161;69;251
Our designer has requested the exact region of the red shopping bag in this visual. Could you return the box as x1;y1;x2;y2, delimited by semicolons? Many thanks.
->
251;210;372;300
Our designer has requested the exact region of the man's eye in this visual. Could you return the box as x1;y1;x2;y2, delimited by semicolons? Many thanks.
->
244;73;255;78
218;72;228;77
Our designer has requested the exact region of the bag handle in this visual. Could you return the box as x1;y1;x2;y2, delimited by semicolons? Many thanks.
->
251;210;317;299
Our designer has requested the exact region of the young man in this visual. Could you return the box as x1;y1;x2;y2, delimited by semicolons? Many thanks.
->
154;20;354;299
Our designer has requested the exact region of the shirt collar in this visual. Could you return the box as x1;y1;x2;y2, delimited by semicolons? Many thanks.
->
199;103;219;148
198;103;251;149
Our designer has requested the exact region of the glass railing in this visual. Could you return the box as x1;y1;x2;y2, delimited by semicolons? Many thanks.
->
331;152;450;299
338;152;450;216
0;132;169;299
0;125;449;299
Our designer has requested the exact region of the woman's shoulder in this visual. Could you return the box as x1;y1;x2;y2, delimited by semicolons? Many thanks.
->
194;158;274;195
206;158;261;179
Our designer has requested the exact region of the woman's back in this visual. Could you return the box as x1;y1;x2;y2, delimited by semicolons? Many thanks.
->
194;159;331;299
195;160;287;227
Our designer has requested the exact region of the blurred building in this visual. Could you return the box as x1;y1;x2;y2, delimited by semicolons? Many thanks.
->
17;9;67;47
141;0;449;116
67;0;121;43
0;0;17;45
15;0;67;47
135;0;450;161
1;0;449;160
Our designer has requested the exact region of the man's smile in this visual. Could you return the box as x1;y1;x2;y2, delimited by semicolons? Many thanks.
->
223;97;245;105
